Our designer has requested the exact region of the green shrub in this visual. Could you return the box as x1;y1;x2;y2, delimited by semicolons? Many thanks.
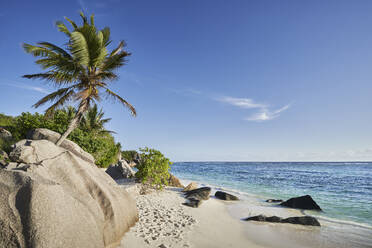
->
135;147;172;190
121;150;139;162
2;108;120;168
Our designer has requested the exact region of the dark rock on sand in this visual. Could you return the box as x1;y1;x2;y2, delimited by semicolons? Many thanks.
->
168;173;184;188
182;198;203;208
282;216;321;226
280;195;322;211
244;215;320;226
184;187;211;200
0;138;138;248
266;199;283;203
215;191;239;201
106;160;136;179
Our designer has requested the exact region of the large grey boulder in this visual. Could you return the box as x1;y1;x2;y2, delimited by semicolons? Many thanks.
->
1;139;138;248
26;128;95;164
106;160;136;180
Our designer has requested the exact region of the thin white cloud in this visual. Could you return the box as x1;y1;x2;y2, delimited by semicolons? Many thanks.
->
245;104;291;122
0;82;50;94
218;96;267;109
218;96;290;122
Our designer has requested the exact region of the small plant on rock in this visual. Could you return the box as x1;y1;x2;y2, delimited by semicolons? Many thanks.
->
136;147;172;190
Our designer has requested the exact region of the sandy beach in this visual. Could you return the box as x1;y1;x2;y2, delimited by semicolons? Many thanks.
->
119;186;264;248
118;180;372;248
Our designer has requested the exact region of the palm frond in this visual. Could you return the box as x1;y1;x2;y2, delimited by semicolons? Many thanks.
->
64;16;78;29
70;31;90;66
110;41;125;56
37;42;71;58
103;87;136;116
33;87;72;108
101;27;111;46
56;21;71;37
23;43;57;57
44;89;75;117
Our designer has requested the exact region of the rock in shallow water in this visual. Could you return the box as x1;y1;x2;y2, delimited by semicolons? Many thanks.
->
244;215;320;226
182;198;203;208
215;191;239;201
168;173;184;188
280;195;322;211
0;139;138;248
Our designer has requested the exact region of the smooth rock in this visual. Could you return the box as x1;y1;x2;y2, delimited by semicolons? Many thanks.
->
282;216;321;226
244;215;320;226
168;173;184;188
184;187;211;201
183;182;198;192
215;191;239;201
26;128;95;163
280;195;322;211
182;198;202;208
0;139;138;248
106;160;136;180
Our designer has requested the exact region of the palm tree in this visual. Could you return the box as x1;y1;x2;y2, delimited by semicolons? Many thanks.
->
22;12;136;146
80;104;115;134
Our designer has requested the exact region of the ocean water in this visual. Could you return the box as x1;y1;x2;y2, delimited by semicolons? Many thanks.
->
171;162;372;227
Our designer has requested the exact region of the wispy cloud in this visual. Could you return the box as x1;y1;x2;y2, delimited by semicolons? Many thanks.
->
0;82;50;94
218;96;267;109
245;104;290;122
218;96;290;122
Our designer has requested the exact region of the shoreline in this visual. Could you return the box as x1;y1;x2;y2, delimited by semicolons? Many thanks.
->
119;177;372;248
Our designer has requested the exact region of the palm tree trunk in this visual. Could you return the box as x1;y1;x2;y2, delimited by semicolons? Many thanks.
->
56;102;87;146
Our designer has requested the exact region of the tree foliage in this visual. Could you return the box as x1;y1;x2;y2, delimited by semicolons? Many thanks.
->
135;147;172;190
22;12;136;145
2;107;120;167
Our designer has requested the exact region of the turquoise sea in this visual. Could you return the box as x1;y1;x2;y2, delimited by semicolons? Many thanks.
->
172;162;372;227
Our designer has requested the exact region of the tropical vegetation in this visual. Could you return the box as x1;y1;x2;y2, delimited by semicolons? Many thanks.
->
135;147;172;189
22;12;136;146
0;107;120;167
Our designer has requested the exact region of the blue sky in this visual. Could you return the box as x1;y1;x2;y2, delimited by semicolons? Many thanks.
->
1;0;372;161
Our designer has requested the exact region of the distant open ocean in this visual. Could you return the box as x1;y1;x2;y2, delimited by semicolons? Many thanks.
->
172;162;372;227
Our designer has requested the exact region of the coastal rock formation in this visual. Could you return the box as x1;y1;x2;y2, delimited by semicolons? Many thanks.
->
266;199;283;203
182;198;202;208
0;150;9;167
182;187;211;208
215;191;239;201
184;187;211;201
244;215;320;226
168;173;184;188
0;127;12;140
26;128;95;163
280;195;322;210
183;182;198;192
0;139;138;248
106;159;136;179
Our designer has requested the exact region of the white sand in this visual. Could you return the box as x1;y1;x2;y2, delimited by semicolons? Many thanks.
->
120;187;264;248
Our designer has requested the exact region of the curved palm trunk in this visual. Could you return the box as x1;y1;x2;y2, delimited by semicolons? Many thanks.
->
56;102;87;146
